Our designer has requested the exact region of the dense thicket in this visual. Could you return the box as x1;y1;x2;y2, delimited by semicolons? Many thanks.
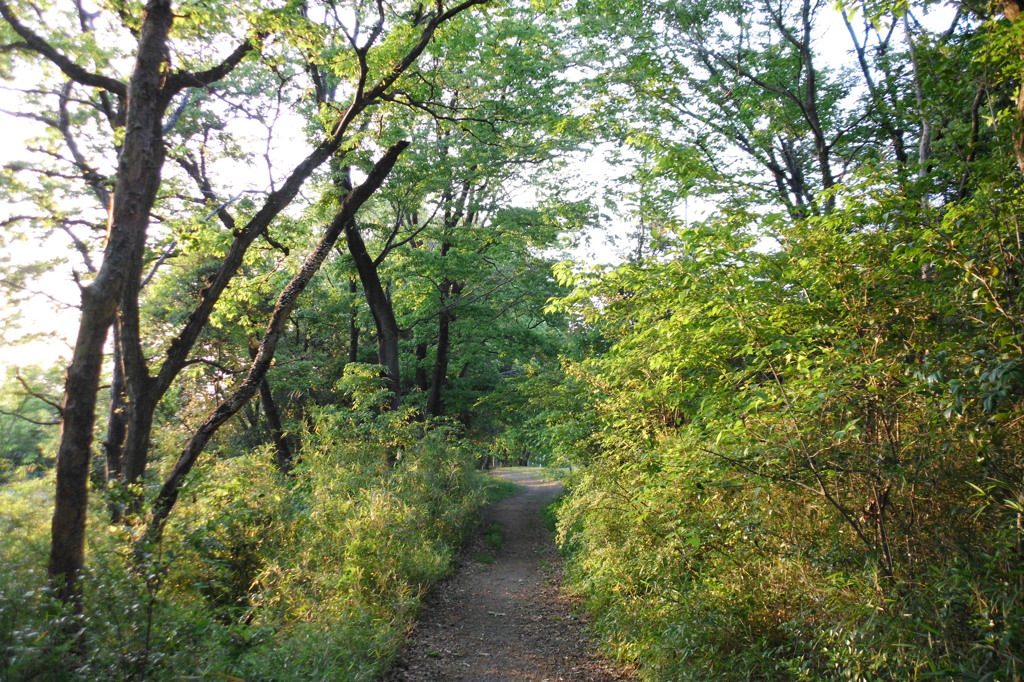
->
503;0;1024;678
1;401;519;680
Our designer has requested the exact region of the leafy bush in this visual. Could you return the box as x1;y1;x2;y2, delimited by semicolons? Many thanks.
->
0;409;487;680
548;181;1024;680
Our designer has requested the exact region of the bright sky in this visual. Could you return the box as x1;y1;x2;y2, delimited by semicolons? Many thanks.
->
0;108;80;375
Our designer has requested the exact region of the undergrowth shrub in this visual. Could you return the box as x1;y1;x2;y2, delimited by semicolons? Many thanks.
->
0;475;71;680
549;182;1024;680
0;408;486;680
558;437;1024;681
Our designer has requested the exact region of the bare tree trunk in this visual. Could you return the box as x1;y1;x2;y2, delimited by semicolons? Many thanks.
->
259;376;292;472
103;323;126;486
103;323;129;522
118;272;157;507
414;342;429;392
349;278;360;364
47;0;174;604
250;340;292;472
425;280;462;419
424;312;450;418
345;221;402;410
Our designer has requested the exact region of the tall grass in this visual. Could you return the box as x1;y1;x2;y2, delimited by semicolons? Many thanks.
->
0;411;488;680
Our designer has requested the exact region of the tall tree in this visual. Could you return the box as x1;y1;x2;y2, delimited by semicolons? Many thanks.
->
0;0;492;603
570;0;945;220
1;0;256;602
314;2;582;412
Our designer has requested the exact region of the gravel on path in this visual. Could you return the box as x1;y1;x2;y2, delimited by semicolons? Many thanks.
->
383;467;635;682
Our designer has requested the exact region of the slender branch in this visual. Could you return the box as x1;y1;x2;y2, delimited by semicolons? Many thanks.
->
0;406;61;426
0;0;126;97
173;153;237;229
903;12;932;176
377;209;438;264
57;223;99;274
161;90;192;133
164;39;259;93
16;375;64;414
181;357;239;374
140;241;176;289
356;0;492;116
0;108;57;126
57;82;111;207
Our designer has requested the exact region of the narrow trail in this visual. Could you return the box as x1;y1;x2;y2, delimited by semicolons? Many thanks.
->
384;468;634;682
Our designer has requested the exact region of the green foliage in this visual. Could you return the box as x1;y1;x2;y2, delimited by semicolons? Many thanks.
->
542;490;565;533
0;474;67;680
0;366;60;477
336;363;396;413
0;411;487;680
547;174;1024;678
511;0;1024;677
482;359;600;466
9;0;1024;678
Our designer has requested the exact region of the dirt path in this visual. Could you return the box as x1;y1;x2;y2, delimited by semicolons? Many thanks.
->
384;468;634;681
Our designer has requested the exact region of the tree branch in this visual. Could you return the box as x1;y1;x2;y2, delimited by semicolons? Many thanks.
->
181;357;240;375
16;375;64;415
0;405;61;426
164;38;259;93
58;82;111;208
0;0;126;97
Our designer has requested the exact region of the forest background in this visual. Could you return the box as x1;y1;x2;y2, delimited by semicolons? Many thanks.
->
1;0;1023;679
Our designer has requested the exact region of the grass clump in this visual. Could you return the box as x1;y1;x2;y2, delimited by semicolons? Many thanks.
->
478;474;522;504
482;521;505;550
542;491;566;534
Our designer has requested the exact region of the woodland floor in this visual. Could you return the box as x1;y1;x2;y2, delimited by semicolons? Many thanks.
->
383;467;635;682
